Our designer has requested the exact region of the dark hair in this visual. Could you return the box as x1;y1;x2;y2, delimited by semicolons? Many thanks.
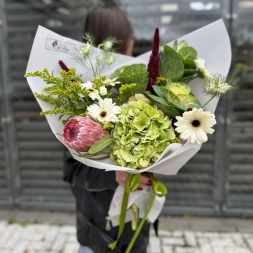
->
83;7;133;54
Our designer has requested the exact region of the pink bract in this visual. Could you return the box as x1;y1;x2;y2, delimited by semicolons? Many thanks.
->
63;116;109;152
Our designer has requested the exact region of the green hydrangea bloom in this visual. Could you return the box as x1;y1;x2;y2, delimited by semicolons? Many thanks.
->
110;100;176;169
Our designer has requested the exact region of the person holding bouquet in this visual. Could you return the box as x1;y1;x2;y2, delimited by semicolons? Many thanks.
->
63;5;152;253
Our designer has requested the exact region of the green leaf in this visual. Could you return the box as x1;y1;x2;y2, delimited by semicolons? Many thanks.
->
75;102;87;109
160;87;181;104
161;45;184;62
172;40;178;51
110;64;149;88
155;103;180;117
119;83;146;103
177;94;197;104
168;83;191;95
184;69;197;77
152;85;164;97
159;59;184;81
145;92;168;104
177;40;189;51
184;58;196;69
88;136;113;155
178;47;197;60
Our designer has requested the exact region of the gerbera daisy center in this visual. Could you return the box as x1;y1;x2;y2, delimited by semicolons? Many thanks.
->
100;110;108;118
191;119;200;127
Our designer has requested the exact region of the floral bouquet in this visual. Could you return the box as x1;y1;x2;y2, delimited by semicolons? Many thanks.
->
25;20;231;253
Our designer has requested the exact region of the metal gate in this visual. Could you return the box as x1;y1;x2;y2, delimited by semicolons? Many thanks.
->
0;0;253;216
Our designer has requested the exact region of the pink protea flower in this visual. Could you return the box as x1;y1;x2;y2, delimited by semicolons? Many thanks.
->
63;116;109;152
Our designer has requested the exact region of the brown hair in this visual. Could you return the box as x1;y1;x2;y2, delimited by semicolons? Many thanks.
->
83;7;133;54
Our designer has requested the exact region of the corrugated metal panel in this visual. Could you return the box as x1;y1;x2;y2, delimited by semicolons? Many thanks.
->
0;103;10;206
227;90;253;212
12;91;75;210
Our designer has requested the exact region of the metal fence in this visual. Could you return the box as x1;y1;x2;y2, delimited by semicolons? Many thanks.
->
0;0;253;216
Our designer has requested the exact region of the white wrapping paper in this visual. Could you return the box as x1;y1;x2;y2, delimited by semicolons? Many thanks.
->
26;19;231;224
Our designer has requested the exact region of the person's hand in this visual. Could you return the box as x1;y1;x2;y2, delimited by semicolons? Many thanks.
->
115;171;152;190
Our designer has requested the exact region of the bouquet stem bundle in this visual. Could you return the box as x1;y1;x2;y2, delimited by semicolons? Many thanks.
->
109;172;167;252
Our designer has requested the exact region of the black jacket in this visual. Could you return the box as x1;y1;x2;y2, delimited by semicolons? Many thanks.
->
63;149;150;253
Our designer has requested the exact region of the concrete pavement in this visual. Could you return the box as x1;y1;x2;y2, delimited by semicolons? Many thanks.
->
1;209;253;253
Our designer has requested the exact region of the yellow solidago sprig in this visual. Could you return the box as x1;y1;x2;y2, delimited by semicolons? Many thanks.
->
25;67;97;118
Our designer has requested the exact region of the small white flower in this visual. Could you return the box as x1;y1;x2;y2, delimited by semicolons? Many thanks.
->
175;108;216;144
195;58;212;79
80;81;93;89
103;78;120;86
87;98;121;124
204;75;232;96
105;55;115;65
80;81;101;100
79;42;92;56
99;86;107;96
103;41;113;51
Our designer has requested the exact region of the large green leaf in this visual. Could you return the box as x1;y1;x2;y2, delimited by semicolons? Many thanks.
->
110;64;149;88
160;87;180;104
156;103;180;117
145;92;168;104
162;45;184;62
152;85;164;97
177;94;197;104
168;83;191;95
159;59;184;81
176;40;189;51
184;58;196;69
178;47;197;60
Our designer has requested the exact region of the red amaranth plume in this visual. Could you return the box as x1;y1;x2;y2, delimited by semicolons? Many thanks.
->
146;28;160;94
58;60;69;72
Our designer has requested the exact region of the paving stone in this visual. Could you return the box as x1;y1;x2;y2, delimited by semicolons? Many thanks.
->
163;237;185;246
148;236;161;253
158;230;172;237
200;243;213;253
212;246;227;253
174;246;199;253
184;231;197;247
62;243;79;253
60;225;76;234
51;234;67;251
245;238;253;251
231;233;246;246
211;238;235;247
161;246;173;253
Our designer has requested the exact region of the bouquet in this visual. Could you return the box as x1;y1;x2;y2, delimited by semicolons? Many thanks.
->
25;20;231;253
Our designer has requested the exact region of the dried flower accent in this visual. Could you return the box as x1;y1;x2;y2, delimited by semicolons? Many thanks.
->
146;28;160;93
58;60;69;72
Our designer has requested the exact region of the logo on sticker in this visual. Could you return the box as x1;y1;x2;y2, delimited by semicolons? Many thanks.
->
46;38;76;54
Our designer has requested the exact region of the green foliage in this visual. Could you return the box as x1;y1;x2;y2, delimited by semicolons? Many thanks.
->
145;81;201;114
25;67;93;118
119;83;146;103
110;64;149;88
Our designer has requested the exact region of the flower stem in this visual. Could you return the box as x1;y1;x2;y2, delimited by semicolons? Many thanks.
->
87;56;96;78
202;95;215;108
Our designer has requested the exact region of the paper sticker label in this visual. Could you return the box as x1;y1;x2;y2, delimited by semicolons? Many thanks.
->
46;38;76;54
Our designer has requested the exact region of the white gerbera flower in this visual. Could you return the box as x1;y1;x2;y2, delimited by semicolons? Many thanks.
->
103;78;120;86
87;98;121;124
99;86;107;96
195;58;212;79
175;108;216;144
80;81;101;100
